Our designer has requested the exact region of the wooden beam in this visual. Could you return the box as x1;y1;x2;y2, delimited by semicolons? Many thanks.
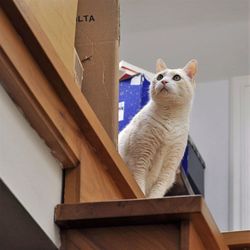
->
191;199;228;250
55;196;228;250
64;138;126;203
55;196;202;227
0;9;80;168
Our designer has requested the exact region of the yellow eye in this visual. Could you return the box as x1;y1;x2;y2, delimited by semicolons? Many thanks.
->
173;74;181;81
157;74;164;81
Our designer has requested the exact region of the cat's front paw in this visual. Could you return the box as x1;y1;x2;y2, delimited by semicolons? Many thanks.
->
146;191;165;199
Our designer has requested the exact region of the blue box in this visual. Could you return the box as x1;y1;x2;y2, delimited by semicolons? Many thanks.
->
119;74;150;131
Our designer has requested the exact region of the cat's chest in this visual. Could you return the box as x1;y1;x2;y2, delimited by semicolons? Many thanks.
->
146;118;188;145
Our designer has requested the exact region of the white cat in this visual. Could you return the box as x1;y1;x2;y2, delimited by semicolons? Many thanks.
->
118;59;197;198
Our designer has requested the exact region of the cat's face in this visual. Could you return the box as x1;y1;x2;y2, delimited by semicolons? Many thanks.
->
150;59;197;106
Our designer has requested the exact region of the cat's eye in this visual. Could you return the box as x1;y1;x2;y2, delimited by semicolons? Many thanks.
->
172;74;181;81
157;74;164;81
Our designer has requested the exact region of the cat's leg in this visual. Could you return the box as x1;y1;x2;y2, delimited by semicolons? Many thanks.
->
133;170;146;195
147;139;186;198
132;157;152;195
147;166;177;198
131;147;158;195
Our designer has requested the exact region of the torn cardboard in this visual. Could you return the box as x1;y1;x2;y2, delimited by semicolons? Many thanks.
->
75;0;120;146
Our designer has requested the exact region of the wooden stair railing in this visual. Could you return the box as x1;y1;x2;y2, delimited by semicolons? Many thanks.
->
55;195;228;250
0;1;144;203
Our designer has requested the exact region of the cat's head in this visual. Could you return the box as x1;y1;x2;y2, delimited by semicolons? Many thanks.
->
150;59;197;106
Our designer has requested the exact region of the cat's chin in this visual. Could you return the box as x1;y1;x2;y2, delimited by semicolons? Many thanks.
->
159;88;170;95
160;88;168;93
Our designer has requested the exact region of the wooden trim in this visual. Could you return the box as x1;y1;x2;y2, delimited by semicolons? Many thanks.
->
229;76;250;230
190;222;206;250
55;196;228;250
55;196;202;227
64;138;127;203
191;199;228;250
0;6;144;199
180;221;207;250
223;231;250;248
180;221;190;250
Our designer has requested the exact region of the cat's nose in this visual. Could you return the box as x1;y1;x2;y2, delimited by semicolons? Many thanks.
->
161;80;168;85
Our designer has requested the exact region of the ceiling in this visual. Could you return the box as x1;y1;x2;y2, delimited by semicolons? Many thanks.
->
120;0;250;82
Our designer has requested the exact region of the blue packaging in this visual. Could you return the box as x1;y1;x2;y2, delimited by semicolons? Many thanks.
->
119;74;150;132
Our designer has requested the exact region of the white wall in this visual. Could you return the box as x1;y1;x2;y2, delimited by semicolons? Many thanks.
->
249;2;250;76
0;85;62;247
190;80;229;231
120;0;249;82
120;0;249;231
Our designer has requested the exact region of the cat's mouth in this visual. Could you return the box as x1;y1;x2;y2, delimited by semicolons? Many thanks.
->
160;87;169;93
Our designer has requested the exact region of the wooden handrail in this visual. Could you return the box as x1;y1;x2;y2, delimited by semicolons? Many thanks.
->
0;10;80;168
0;3;144;201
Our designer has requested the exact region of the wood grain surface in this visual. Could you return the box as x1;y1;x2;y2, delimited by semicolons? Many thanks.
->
0;8;80;168
62;224;180;250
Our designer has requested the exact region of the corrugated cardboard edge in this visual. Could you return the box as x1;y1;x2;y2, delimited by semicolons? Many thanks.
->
73;48;84;88
117;0;121;46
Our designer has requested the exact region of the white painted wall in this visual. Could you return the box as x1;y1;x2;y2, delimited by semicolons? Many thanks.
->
249;3;250;76
190;80;229;231
229;76;250;231
120;0;249;231
0;85;62;247
120;0;249;82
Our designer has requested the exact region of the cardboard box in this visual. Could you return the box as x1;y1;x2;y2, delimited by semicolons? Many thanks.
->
75;0;120;146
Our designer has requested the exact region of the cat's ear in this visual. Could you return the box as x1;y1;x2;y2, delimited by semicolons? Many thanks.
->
183;59;198;79
156;58;167;73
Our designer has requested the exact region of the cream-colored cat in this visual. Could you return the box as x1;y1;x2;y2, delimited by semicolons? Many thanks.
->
118;59;197;198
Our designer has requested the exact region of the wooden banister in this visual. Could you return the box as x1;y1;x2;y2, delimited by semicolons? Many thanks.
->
0;4;144;201
0;11;80;168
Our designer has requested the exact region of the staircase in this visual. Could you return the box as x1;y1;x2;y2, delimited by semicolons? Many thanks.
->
55;196;227;250
0;1;250;249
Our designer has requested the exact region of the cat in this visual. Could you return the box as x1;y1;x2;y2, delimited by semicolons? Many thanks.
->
118;59;197;198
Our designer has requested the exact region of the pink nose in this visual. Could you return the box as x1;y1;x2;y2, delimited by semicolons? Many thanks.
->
162;80;168;85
